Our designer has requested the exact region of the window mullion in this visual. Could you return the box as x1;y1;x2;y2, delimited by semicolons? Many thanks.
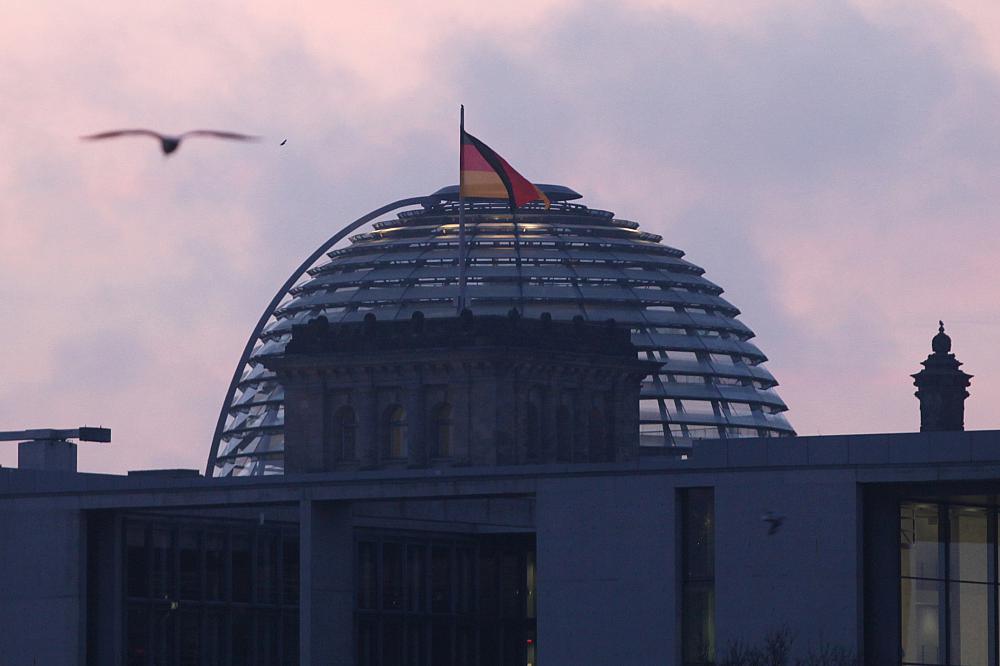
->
943;503;951;665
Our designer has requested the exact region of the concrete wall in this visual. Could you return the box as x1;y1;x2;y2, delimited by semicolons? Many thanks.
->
0;430;997;663
714;467;861;655
534;474;678;664
534;443;869;662
0;506;85;664
300;500;354;666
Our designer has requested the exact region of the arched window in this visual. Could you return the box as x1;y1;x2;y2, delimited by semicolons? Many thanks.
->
556;405;572;462
525;401;541;462
385;405;408;459
430;403;453;458
332;406;357;462
589;407;607;462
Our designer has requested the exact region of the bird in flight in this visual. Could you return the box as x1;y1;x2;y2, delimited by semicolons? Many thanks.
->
81;129;260;155
761;510;785;536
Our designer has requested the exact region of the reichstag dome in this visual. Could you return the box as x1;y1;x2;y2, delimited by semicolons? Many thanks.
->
208;185;794;476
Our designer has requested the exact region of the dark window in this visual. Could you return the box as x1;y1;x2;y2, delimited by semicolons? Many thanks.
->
178;610;200;666
122;516;299;666
257;532;279;604
126;525;148;598
282;534;299;605
151;528;172;599
383;542;404;611
231;608;251;664
588;407;607;462
331;405;357;463
383;617;404;666
680;487;715;666
556;405;572;462
406;544;426;612
232;533;252;603
205;610;225;664
430;403;453;458
205;532;225;602
355;532;535;666
385;405;408;459
126;604;148;666
358;541;377;610
431;545;452;613
178;530;200;601
357;618;378;666
525;399;541;462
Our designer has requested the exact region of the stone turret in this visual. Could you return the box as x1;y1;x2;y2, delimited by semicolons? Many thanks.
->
912;321;972;432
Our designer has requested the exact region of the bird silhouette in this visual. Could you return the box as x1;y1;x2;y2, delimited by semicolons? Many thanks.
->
280;139;287;146
762;510;785;536
81;129;260;155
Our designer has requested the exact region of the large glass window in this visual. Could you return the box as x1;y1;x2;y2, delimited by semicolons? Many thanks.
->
355;532;535;666
900;501;997;666
123;515;299;666
680;487;715;666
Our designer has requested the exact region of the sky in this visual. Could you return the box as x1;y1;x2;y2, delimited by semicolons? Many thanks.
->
2;0;999;474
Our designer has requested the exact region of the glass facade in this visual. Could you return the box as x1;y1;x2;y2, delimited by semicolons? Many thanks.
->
680;488;715;666
355;532;536;666
123;515;299;666
900;501;998;666
211;192;794;476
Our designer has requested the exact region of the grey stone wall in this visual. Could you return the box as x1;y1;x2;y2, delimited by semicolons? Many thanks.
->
275;347;647;474
0;507;85;664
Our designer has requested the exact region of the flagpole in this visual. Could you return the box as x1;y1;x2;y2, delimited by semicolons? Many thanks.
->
457;104;467;314
512;201;525;315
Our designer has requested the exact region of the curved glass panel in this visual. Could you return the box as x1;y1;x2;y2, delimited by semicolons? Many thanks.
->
210;188;795;476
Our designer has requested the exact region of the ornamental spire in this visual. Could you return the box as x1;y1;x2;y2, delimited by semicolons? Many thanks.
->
912;321;972;432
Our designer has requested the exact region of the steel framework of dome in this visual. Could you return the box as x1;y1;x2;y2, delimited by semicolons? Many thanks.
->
208;185;794;476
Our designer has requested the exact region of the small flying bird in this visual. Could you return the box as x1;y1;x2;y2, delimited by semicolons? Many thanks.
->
280;139;287;146
80;129;260;155
762;510;785;536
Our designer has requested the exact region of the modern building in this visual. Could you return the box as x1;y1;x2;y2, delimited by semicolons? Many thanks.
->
1;187;997;666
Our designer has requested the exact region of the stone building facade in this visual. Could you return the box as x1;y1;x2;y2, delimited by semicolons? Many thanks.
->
266;310;658;474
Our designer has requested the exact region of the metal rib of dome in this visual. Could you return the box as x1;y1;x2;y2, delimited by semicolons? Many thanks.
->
208;186;794;476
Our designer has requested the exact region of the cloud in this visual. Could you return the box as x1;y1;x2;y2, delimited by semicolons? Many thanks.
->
1;0;998;472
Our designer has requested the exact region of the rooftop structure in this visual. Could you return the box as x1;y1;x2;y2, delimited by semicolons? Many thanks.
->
913;321;973;432
209;185;794;476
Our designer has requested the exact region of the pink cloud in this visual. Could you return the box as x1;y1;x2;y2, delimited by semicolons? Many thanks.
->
2;0;999;473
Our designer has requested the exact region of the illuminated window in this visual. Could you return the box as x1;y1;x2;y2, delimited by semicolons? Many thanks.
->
385;406;407;459
900;501;995;666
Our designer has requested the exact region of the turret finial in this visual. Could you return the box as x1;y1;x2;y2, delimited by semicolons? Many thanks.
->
914;319;971;431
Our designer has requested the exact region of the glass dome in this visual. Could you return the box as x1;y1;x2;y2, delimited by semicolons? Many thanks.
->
208;185;794;476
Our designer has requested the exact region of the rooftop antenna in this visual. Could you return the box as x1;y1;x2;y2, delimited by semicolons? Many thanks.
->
0;426;111;473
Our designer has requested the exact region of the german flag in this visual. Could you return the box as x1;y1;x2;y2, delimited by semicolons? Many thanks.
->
460;130;550;209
